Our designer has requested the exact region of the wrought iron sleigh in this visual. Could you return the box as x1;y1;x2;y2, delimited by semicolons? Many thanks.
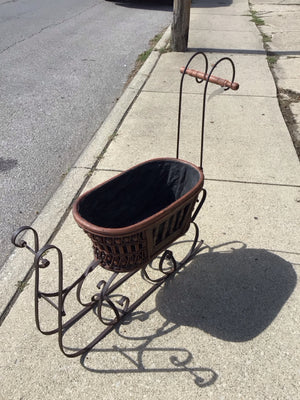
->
12;52;239;357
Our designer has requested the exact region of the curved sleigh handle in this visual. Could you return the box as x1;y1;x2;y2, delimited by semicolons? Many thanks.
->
177;52;239;169
180;67;239;91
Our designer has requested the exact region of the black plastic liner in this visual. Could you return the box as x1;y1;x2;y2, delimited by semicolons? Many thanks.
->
78;159;201;229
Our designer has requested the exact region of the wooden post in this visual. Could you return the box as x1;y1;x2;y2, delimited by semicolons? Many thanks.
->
171;0;191;52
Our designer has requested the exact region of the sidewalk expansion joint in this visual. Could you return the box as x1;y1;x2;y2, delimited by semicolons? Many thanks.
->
206;177;300;188
188;48;268;55
143;89;277;99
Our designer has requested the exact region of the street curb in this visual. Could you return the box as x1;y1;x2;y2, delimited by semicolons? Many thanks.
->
0;26;171;323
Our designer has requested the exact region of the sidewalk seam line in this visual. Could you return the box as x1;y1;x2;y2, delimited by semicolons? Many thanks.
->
206;178;300;188
142;89;277;98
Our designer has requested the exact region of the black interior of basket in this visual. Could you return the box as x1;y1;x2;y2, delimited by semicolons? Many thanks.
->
78;160;201;228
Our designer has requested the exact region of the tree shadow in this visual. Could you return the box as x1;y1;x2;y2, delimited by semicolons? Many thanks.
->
191;0;233;8
107;0;173;12
110;0;232;9
156;243;297;341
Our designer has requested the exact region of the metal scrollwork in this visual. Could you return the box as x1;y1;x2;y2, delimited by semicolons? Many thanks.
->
94;273;130;326
11;216;204;357
141;249;177;284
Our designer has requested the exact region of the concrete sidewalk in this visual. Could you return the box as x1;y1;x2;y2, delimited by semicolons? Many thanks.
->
1;0;299;399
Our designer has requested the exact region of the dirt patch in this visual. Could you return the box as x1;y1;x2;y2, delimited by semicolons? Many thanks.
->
276;88;300;160
264;57;300;160
248;2;300;160
124;27;169;90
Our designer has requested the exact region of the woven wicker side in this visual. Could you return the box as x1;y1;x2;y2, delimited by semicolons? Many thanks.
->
83;190;199;273
148;196;197;258
86;230;148;272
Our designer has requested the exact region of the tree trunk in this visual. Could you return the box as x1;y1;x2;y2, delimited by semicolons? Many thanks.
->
171;0;191;52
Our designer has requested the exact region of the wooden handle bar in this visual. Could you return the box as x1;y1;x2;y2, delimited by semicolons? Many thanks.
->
180;67;239;90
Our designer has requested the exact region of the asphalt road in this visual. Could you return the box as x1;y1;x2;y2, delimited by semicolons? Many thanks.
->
0;0;172;269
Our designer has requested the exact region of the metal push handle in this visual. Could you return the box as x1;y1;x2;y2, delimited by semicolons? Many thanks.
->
176;52;239;170
179;67;239;91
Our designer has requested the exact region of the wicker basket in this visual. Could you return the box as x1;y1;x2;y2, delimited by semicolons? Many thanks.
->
73;158;204;272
